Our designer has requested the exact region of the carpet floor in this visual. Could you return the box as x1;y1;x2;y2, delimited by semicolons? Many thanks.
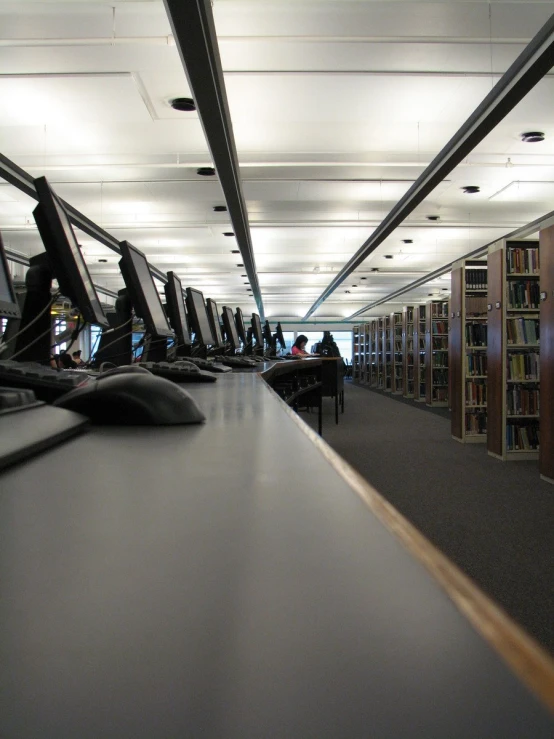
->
302;381;554;655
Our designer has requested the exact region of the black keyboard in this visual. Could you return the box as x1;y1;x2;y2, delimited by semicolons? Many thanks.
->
214;355;258;368
184;357;232;373
137;361;217;383
0;386;89;471
0;360;93;402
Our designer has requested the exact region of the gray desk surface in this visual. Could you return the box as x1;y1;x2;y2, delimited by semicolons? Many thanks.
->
1;372;552;737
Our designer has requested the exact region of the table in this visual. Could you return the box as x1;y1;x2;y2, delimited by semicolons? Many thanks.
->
1;371;553;737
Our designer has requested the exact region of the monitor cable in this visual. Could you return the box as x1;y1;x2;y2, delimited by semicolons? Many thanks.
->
0;291;60;355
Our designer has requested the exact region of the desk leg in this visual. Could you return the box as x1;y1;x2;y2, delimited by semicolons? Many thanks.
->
335;393;339;424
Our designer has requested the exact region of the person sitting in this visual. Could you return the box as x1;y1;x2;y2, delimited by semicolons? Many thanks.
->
72;350;84;366
291;335;319;356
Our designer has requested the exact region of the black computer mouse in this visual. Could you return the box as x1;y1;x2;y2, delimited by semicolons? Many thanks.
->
98;364;153;378
53;373;205;425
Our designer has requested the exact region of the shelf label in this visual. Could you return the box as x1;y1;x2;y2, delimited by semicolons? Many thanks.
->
487;304;492;311
540;291;547;301
495;301;501;309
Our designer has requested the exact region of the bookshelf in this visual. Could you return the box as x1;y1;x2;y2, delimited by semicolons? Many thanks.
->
352;325;361;383
426;299;449;406
414;304;426;402
539;224;553;483
378;317;385;389
363;323;372;384
451;260;488;443
370;319;379;387
487;239;540;461
360;323;368;384
384;315;393;391
391;311;403;393
403;306;415;398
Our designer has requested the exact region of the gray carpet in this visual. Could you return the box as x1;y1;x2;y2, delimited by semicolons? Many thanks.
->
303;382;554;654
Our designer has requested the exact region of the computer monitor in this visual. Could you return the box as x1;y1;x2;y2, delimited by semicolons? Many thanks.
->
262;320;272;346
221;306;239;350
235;307;247;345
251;313;263;348
33;176;108;327
164;271;191;348
118;240;172;338
0;232;20;320
276;322;286;350
185;287;215;348
206;298;223;347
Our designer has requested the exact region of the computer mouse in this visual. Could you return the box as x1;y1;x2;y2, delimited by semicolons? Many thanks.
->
98;364;153;378
53;373;205;426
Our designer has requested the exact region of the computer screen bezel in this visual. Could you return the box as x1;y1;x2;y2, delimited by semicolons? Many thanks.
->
118;240;172;337
235;307;247;344
221;306;239;349
0;231;21;320
251;313;263;346
164;271;191;346
206;298;223;347
32;176;108;327
185;287;215;347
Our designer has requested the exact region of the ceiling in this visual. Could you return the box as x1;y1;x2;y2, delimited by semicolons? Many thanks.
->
0;0;553;323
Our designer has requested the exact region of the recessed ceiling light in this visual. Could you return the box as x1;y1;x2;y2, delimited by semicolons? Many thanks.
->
384;255;394;259
427;215;440;221
402;239;413;244
213;205;227;212
170;97;196;112
521;131;545;143
197;167;215;176
462;185;480;194
223;232;234;237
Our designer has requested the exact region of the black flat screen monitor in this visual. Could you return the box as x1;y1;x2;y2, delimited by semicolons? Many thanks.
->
0;232;21;320
33;176;108;327
251;313;263;347
206;298;223;347
119;240;172;337
164;271;191;346
263;320;272;345
235;307;247;345
185;287;215;346
276;322;286;350
221;306;239;349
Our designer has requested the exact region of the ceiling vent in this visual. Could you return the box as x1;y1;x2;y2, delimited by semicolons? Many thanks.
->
521;131;545;143
197;167;215;176
170;97;196;112
462;185;480;194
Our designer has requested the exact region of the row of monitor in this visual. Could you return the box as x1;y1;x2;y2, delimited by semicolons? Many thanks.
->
0;176;286;361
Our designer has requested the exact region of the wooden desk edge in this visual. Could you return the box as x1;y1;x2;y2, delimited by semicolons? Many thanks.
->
263;381;554;714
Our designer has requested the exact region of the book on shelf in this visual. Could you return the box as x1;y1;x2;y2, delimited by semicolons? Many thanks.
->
465;268;488;289
507;280;540;309
507;352;540;381
506;318;539;345
506;245;539;275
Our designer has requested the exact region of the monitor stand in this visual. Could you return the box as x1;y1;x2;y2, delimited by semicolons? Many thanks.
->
13;252;53;363
94;289;133;367
141;334;168;362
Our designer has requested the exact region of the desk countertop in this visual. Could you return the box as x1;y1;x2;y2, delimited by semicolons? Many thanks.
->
1;372;552;737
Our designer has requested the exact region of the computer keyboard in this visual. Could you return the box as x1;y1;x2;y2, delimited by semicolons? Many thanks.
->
214;355;259;368
183;357;232;373
137;361;217;383
0;360;93;402
0;386;89;471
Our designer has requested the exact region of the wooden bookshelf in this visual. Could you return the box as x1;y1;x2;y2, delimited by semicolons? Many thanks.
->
377;317;385;389
360;322;368;384
487;239;540;461
539;224;553;483
451;260;488;443
426;300;449;407
403;306;415;398
414;304;426;402
384;315;393;392
370;319;379;387
391;311;403;394
352;325;361;383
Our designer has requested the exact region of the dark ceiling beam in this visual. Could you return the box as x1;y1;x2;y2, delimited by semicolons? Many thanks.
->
163;0;264;318
0;153;168;284
347;206;554;318
303;12;554;320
